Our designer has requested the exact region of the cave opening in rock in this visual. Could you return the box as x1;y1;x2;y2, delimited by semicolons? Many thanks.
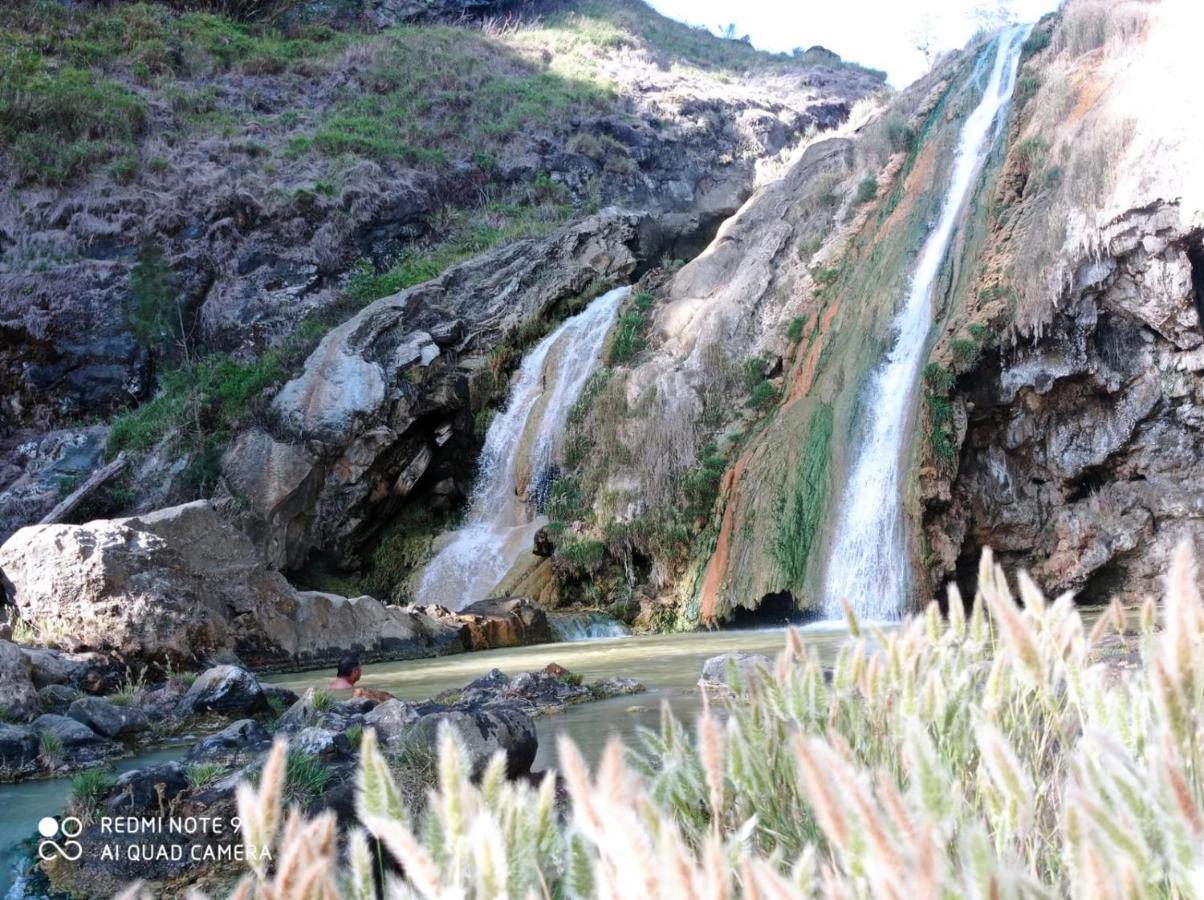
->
1076;556;1131;606
1065;464;1113;504
951;544;982;613
1188;240;1204;330
722;592;800;629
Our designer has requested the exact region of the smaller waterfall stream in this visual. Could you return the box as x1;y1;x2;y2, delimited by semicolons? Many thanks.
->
416;286;630;609
821;26;1030;620
550;612;632;642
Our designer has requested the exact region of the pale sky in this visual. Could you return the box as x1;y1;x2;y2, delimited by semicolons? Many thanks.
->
647;0;1061;86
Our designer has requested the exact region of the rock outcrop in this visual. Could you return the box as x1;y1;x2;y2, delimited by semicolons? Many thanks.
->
0;500;551;667
223;209;662;572
919;2;1204;603
925;202;1204;601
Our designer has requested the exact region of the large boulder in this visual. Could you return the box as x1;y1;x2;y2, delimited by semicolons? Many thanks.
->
37;683;81;714
176;665;269;718
0;508;232;661
0;500;472;667
409;705;537;779
32;714;122;764
255;592;458;666
0;640;38;720
67;697;149;738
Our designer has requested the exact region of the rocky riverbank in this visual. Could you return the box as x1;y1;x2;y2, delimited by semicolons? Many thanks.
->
16;658;640;897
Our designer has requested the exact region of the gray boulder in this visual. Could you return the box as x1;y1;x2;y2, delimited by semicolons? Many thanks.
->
698;652;773;692
0;509;232;661
37;683;81;714
22;646;116;692
106;762;190;814
590;676;644;698
275;690;321;732
185;719;271;763
409;705;537;779
292;726;352;760
139;680;188;720
0;723;39;773
176;665;268;717
32;714;122;765
0;640;38;720
67;697;149;738
363;698;421;745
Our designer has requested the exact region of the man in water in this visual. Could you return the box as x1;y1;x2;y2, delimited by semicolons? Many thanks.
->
329;652;362;690
328;652;395;702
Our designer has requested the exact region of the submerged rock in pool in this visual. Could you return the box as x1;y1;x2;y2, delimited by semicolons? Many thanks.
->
698;652;773;692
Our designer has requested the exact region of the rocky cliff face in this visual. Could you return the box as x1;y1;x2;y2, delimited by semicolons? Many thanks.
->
0;0;883;572
4;0;1192;640
920;0;1204;604
526;48;975;624
537;0;1204;622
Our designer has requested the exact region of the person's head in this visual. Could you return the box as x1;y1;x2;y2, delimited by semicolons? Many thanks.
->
336;652;362;685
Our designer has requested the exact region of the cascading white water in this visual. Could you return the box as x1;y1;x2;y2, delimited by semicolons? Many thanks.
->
415;286;630;610
821;26;1030;620
549;612;632;642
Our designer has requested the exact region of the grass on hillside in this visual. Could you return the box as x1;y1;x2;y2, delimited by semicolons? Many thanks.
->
0;1;352;182
0;0;875;187
225;543;1204;898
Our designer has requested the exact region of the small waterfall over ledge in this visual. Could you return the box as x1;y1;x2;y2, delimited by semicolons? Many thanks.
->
821;26;1030;620
416;286;630;610
549;612;631;642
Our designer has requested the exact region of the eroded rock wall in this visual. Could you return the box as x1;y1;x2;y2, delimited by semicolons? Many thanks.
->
921;0;1204;603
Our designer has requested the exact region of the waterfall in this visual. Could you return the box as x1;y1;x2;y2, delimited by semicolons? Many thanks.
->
549;612;632;642
821;26;1030;620
415;286;630;610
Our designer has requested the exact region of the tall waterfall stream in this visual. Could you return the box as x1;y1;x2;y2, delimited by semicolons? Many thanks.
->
416;286;630;609
821;26;1031;620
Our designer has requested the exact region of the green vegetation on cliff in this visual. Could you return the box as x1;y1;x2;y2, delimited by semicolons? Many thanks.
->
771;405;833;595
